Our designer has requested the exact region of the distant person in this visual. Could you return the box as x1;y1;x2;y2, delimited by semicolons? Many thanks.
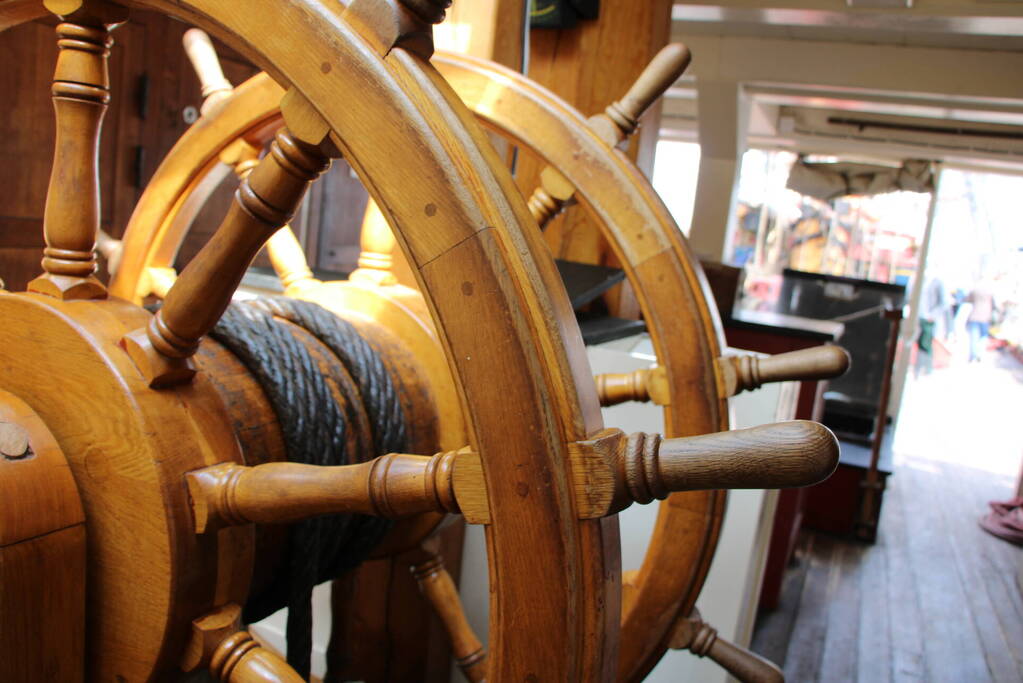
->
966;279;994;362
915;276;948;377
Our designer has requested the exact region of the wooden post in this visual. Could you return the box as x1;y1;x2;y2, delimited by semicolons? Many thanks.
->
669;608;783;683
182;28;233;115
856;307;903;541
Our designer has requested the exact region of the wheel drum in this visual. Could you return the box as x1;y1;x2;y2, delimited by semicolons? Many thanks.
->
0;1;618;680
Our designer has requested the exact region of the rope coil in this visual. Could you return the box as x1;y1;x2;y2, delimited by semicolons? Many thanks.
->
208;296;409;679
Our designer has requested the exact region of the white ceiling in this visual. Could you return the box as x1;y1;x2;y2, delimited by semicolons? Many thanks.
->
667;1;1023;169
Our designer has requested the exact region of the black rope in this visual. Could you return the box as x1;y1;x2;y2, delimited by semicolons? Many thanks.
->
208;297;409;679
249;297;408;459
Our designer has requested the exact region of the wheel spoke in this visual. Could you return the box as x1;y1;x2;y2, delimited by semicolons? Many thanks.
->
716;345;851;398
410;550;488;683
669;607;784;683
182;28;234;115
524;43;691;231
348;199;399;286
182;603;304;682
220;136;319;294
121;126;331;387
594;366;671;407
185;448;483;532
586;43;690;148
144;266;177;299
571;422;839;518
29;0;127;300
595;345;850;406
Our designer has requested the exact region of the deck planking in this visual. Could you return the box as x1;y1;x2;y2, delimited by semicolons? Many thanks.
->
752;458;1023;683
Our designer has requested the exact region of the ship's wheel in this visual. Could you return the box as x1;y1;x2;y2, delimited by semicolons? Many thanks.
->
105;29;847;683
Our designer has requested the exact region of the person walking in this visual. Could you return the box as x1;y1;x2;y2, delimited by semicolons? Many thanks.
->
915;276;948;377
966;278;994;363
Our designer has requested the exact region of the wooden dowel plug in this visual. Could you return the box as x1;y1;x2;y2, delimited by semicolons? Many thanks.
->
182;28;233;114
181;603;303;682
186;450;483;533
588;42;691;147
121;127;330;387
607;421;838;514
411;552;488;682
595;366;669;407
717;345;851;398
29;1;127;300
670;608;783;683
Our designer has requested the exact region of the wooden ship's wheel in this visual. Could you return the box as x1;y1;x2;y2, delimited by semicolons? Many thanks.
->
104;30;849;682
0;1;842;681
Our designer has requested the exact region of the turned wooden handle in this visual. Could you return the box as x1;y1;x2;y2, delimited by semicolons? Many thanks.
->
671;608;783;683
225;141;315;294
706;636;784;683
348;199;398;285
759;345;850;383
412;554;487;682
182;28;233;113
153;127;327;350
95;228;123;275
29;8;125;300
183;604;303;682
209;632;303;683
121;128;329;387
587;42;691;147
654;421;838;492
615;43;691;125
610;421;838;511
718;345;851;397
594;366;669;407
186;452;462;532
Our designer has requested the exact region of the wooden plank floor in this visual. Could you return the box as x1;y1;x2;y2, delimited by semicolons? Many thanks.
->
752;354;1023;682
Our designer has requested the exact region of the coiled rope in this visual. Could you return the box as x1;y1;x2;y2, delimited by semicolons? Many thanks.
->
209;296;409;679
